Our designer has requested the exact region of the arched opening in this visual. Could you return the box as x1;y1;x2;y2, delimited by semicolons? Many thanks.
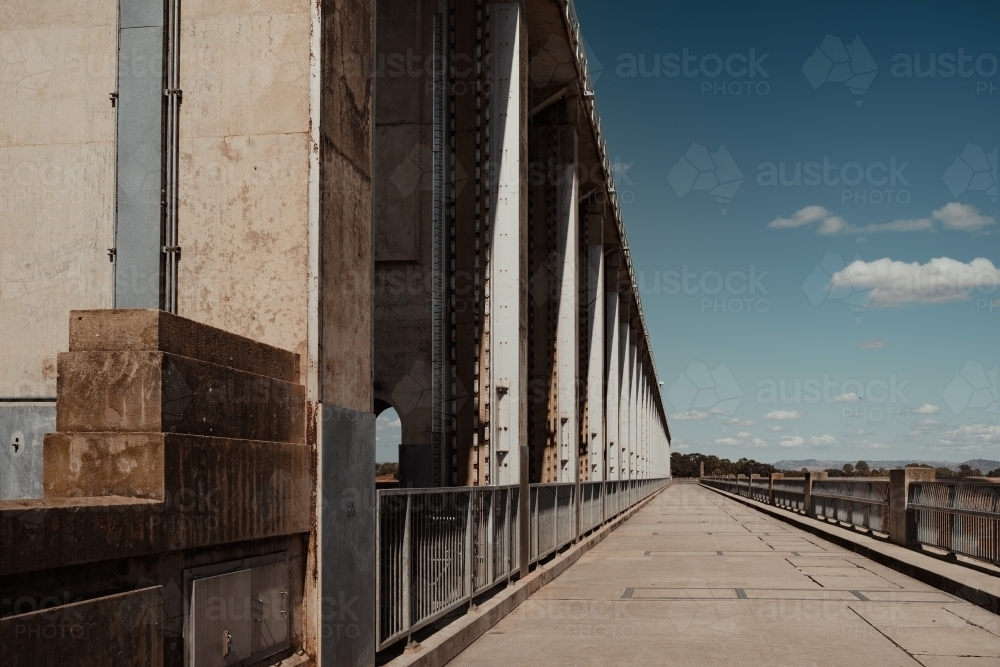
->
375;406;401;483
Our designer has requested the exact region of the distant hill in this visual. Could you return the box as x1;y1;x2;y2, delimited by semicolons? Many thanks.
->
773;459;1000;472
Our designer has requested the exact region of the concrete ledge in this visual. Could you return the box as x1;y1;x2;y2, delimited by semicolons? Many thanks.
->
384;484;670;667
700;483;1000;615
69;309;300;383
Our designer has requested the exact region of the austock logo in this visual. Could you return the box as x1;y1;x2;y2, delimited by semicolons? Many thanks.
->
943;143;997;203
943;361;998;417
667;143;744;214
801;252;875;322
802;35;878;106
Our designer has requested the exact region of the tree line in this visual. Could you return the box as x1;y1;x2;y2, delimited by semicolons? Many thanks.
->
672;452;1000;479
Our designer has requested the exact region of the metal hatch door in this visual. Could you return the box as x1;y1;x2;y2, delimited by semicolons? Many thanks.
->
251;560;289;654
190;569;252;667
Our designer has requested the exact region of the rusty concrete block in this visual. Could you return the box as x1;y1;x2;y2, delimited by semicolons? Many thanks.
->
69;309;299;384
0;586;164;667
2;435;310;576
56;351;305;443
43;432;166;501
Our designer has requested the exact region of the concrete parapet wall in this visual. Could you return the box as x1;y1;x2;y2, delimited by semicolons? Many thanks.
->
4;434;310;574
1;586;165;667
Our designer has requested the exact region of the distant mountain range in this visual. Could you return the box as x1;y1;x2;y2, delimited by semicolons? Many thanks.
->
773;459;1000;472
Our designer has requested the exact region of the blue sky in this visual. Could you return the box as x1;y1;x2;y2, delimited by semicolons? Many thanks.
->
574;0;999;464
377;0;999;466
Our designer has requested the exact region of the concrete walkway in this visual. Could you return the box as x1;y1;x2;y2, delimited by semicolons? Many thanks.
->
447;483;1000;667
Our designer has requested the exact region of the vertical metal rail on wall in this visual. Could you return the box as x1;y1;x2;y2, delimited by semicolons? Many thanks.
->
163;0;181;312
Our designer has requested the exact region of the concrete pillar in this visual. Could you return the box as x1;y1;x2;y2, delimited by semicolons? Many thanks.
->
889;467;935;546
618;317;631;481
554;124;579;484
604;254;621;480
804;471;828;518
487;1;526;486
628;334;638;479
585;213;605;481
769;472;783;505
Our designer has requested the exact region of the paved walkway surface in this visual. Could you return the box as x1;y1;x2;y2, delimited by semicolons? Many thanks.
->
448;483;1000;667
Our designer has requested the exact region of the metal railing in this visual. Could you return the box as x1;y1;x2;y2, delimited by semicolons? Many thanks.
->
909;481;1000;564
376;478;668;650
811;479;890;532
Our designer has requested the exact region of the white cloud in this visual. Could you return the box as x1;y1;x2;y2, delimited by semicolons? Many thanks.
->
913;404;940;415
766;424;785;432
779;435;805;448
737;431;752;438
809;434;837;446
834;392;859;403
715;438;741;446
726;417;756;427
817;216;849;235
751;438;769;448
938;424;1000;448
768;205;831;229
857;339;889;349
672;410;711;421
769;203;994;235
859;441;889;449
764;410;805;421
933;202;996;231
829;257;1000;307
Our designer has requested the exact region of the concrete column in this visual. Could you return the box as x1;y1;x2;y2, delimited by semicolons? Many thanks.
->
628;334;638;479
585;214;605;481
889;467;935;546
487;1;525;486
554;123;579;484
769;472;783;505
618;321;631;481
804;471;827;518
604;254;621;480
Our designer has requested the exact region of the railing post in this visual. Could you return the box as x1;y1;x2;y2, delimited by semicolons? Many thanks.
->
769;472;783;506
519;445;530;578
464;491;474;603
889;467;935;546
804;471;827;518
748;474;759;499
402;494;412;639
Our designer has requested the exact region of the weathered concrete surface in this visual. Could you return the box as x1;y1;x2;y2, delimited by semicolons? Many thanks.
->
56;350;305;442
177;0;313;377
2;434;310;574
0;0;117;399
320;0;375;414
0;585;164;667
446;484;1000;667
69;309;300;383
43;431;165;500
